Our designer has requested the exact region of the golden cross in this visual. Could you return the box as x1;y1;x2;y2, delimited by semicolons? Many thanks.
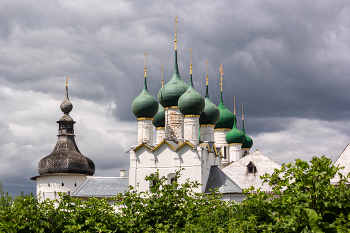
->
161;64;164;87
189;48;192;74
206;60;209;85
234;96;236;115
174;16;178;49
242;101;244;120
144;50;147;77
66;77;69;87
220;64;223;92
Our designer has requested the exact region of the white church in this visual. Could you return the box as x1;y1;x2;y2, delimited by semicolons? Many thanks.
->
30;19;349;202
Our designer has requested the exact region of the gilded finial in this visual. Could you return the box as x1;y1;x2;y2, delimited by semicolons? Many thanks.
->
161;64;164;87
220;64;223;92
242;101;244;120
190;48;192;75
66;77;69;87
234;96;236;115
206;60;209;86
174;16;178;50
144;50;147;78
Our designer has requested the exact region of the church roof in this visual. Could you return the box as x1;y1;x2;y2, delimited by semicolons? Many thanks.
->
72;177;129;198
205;165;242;194
331;143;350;184
222;149;281;193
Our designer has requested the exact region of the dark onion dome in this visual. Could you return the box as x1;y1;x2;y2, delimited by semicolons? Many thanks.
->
241;118;253;149
153;103;165;128
215;92;234;129
38;85;95;176
225;115;246;144
132;76;159;118
158;50;188;108
178;71;205;116
199;78;220;125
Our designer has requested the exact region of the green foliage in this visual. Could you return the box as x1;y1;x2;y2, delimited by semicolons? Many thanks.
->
0;156;349;232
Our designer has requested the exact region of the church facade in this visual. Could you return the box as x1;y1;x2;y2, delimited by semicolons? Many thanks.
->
32;18;350;202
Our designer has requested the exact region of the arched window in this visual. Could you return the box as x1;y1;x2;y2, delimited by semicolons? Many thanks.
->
62;182;64;186
247;161;257;173
74;182;77;187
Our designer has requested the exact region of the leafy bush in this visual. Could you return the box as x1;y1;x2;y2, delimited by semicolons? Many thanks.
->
0;156;349;232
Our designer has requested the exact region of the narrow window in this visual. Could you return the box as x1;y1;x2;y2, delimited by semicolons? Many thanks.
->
68;191;71;196
62;182;64;186
171;178;177;184
223;146;227;159
48;183;50;187
74;182;77;187
247;161;257;173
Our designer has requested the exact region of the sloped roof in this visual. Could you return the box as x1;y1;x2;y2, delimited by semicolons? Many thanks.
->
205;165;242;194
222;149;281;192
72;177;129;197
331;143;350;184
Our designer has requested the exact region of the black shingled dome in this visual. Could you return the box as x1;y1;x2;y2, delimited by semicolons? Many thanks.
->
38;86;95;176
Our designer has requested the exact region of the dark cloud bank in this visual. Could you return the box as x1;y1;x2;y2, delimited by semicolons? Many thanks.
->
0;0;350;196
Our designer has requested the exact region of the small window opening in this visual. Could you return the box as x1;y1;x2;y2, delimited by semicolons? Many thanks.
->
74;183;77;187
171;178;177;184
62;182;64;186
151;180;157;187
48;183;50;187
223;147;227;159
68;191;71;196
247;162;257;173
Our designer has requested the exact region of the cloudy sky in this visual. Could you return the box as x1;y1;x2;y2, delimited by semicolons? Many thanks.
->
1;0;350;196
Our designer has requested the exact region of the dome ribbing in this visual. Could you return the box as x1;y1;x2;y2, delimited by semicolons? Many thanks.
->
215;92;234;129
178;72;204;116
158;50;188;108
132;76;159;118
153;103;165;128
38;86;95;176
200;81;220;125
242;119;253;148
225;115;245;144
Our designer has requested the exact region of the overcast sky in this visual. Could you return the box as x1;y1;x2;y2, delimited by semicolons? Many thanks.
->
1;0;350;196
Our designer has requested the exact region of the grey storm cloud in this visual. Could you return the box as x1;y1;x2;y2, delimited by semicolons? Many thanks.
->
0;0;350;196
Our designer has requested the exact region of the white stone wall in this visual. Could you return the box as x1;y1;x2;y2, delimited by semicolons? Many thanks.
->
156;127;165;144
200;125;214;142
137;119;153;145
229;143;243;162
184;116;199;145
129;144;220;194
36;175;87;201
214;129;230;165
165;108;184;141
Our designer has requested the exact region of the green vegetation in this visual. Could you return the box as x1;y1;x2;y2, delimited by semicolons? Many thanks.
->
0;156;349;232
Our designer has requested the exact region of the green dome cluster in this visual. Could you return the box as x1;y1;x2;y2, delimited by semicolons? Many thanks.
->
215;93;234;129
225;116;245;144
132;77;159;118
178;74;205;116
242;120;253;148
153;104;165;128
158;51;188;108
200;85;220;125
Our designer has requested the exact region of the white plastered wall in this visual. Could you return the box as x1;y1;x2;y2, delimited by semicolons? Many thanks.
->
36;175;87;201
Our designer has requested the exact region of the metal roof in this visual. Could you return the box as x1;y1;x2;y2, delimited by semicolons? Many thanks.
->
331;143;350;184
72;177;129;197
222;149;281;192
205;165;242;194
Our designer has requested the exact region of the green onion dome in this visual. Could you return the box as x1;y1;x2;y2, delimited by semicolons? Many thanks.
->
153;103;165;128
178;73;205;116
241;119;253;148
215;92;234;129
225;115;246;144
132;77;158;118
158;50;189;108
200;83;220;125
